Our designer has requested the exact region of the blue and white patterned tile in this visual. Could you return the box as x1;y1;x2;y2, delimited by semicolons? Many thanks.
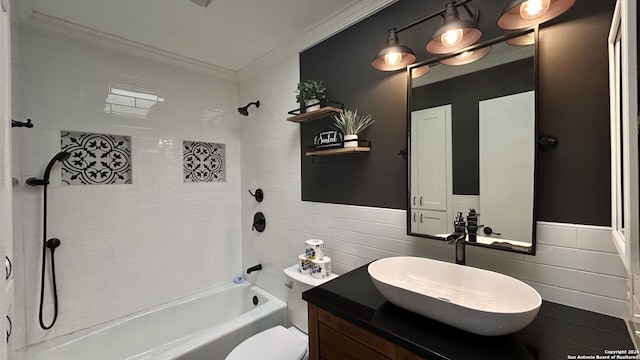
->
61;131;132;185
183;141;225;183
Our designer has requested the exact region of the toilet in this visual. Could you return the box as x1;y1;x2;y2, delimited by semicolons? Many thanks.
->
225;264;339;360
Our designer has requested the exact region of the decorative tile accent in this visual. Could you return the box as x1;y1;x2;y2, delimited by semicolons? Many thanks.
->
183;141;225;182
61;131;132;185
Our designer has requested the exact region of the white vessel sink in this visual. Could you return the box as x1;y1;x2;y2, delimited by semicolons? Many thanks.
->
368;256;541;336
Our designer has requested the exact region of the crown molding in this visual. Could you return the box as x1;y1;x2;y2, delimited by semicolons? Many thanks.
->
18;0;397;84
238;0;397;82
23;11;239;82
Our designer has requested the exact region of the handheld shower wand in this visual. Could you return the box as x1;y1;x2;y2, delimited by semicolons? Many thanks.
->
26;151;70;330
26;151;71;186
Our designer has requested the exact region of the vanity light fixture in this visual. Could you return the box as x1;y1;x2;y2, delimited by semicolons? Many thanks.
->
411;65;431;79
497;0;576;30
440;45;492;66
372;0;482;71
426;2;482;54
371;29;417;71
506;32;536;46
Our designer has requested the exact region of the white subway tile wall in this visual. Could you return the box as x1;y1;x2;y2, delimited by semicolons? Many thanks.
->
239;55;628;322
2;6;13;359
12;28;241;348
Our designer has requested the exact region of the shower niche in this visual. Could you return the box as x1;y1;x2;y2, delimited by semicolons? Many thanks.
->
60;131;132;185
183;141;226;183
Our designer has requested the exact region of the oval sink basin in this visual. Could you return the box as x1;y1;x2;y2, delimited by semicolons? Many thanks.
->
368;256;541;336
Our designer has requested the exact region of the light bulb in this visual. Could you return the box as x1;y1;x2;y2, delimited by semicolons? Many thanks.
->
441;29;464;48
384;52;402;66
519;0;551;19
455;51;473;60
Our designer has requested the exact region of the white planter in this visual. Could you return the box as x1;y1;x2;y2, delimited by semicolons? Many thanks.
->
305;99;321;112
344;134;358;148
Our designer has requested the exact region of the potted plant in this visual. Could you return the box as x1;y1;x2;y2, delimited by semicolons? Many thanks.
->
296;80;326;112
332;109;374;148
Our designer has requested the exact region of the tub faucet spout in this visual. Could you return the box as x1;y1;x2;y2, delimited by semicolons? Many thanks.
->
246;264;262;274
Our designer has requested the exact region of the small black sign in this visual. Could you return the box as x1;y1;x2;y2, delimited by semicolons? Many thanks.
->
313;129;343;150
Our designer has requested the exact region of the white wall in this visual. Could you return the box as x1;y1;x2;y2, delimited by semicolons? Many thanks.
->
239;56;628;322
1;3;12;360
12;27;242;348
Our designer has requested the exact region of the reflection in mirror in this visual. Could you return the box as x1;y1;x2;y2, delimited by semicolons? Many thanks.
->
408;30;537;254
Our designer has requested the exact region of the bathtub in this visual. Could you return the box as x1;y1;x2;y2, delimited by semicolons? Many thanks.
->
23;282;286;360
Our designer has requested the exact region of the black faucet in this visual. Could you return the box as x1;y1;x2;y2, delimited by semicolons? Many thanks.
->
466;208;483;243
446;212;466;265
246;264;262;274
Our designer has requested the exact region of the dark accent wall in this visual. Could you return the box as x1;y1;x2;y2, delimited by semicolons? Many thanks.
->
300;0;615;226
411;58;534;195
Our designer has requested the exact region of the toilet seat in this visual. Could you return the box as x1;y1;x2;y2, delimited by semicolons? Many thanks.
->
225;325;307;360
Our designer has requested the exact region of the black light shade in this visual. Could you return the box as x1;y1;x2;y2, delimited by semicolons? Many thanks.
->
426;2;482;54
372;29;417;71
440;45;491;66
497;0;575;30
506;32;535;46
411;65;431;79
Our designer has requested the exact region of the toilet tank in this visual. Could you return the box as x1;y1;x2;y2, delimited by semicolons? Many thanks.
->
283;265;339;333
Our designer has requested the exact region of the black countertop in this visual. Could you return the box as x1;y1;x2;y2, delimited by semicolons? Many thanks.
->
302;264;635;360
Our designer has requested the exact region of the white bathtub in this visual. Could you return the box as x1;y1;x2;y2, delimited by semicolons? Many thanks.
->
23;282;286;360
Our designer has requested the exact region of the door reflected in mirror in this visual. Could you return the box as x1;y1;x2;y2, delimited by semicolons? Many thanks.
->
408;29;537;254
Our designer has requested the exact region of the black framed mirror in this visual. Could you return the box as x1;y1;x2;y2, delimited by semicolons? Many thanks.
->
407;28;538;255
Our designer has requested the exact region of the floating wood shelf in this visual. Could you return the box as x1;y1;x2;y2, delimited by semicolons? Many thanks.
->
306;147;371;157
287;106;343;123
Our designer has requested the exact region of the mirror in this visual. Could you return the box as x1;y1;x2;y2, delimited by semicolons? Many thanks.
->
608;0;639;274
407;29;537;254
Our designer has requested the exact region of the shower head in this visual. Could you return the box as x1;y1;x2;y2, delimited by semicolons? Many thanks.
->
26;151;71;186
237;101;260;117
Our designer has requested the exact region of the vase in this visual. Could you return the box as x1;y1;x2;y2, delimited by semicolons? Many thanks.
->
305;99;321;112
344;134;358;148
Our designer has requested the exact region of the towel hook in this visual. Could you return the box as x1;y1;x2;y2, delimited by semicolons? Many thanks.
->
248;189;264;202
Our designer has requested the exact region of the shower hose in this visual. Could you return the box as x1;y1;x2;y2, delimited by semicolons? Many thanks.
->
38;183;60;330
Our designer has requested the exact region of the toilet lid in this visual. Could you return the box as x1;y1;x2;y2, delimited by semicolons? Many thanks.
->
225;326;307;360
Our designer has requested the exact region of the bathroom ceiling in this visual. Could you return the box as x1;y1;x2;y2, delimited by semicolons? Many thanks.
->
12;0;365;72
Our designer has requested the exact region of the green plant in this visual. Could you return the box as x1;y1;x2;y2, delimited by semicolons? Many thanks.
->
295;80;326;103
332;109;374;135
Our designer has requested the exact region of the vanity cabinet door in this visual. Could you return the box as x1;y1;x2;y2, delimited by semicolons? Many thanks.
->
319;323;389;360
410;106;450;212
411;209;447;235
409;105;453;237
308;304;424;360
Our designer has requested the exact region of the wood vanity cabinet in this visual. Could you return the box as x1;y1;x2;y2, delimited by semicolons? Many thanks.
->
307;304;424;360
